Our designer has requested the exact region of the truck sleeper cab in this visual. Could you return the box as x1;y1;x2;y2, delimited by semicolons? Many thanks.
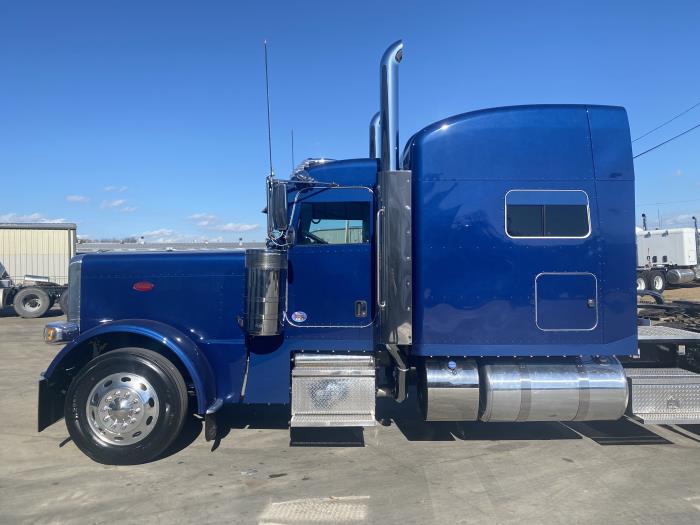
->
39;40;671;465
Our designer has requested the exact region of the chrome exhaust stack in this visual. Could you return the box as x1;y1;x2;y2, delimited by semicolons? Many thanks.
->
369;112;381;159
375;40;412;351
379;40;403;171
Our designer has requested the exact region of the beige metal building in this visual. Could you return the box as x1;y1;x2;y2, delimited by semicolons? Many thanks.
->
0;223;77;285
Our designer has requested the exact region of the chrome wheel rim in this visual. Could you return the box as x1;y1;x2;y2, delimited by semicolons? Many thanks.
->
86;372;160;446
22;294;42;312
636;278;646;291
653;276;664;290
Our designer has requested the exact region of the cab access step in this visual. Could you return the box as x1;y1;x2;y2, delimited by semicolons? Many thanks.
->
627;324;700;425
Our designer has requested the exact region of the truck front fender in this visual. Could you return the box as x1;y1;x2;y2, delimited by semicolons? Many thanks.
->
39;320;216;431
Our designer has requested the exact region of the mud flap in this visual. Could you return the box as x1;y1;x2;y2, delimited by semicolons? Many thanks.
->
38;375;64;432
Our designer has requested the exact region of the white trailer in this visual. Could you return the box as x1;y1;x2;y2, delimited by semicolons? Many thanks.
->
636;227;699;292
0;223;77;317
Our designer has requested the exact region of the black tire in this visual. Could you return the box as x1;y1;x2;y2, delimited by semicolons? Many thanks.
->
64;347;188;465
13;287;51;318
649;270;666;293
636;273;648;291
58;289;69;315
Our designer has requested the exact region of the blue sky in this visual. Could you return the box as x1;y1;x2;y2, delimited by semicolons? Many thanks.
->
1;1;699;241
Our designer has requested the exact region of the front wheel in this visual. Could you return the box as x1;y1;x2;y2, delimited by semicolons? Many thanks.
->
64;347;188;464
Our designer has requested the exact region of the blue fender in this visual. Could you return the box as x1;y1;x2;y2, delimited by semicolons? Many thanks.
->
44;319;216;414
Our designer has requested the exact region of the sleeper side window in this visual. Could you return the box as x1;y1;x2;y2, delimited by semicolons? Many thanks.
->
298;201;370;245
506;190;590;238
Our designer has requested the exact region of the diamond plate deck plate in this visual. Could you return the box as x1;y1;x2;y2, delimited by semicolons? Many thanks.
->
638;325;700;343
627;367;700;424
630;413;700;425
290;414;377;427
291;354;376;428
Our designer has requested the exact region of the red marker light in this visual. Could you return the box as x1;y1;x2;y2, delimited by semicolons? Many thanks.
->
133;281;155;292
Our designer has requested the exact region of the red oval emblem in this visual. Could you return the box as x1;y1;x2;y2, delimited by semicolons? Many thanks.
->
133;281;155;292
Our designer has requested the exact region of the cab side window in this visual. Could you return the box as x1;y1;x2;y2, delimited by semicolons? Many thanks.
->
298;202;370;245
506;190;590;239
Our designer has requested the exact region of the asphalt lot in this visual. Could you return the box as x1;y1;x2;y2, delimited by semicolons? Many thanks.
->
2;307;700;524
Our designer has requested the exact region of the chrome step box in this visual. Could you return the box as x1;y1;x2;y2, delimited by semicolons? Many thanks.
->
626;368;700;425
291;354;376;428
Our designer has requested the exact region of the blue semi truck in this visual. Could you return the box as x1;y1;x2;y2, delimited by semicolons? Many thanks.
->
38;41;700;464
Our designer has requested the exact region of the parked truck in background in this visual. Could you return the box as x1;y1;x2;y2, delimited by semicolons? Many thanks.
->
0;261;68;318
0;223;76;317
37;41;700;465
636;227;699;292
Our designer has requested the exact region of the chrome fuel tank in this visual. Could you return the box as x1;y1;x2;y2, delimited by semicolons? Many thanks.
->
479;357;628;422
419;358;479;421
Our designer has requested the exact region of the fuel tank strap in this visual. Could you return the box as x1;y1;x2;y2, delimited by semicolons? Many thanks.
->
515;361;531;422
575;359;591;420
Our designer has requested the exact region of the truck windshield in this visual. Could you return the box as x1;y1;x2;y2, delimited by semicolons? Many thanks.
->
298;202;370;245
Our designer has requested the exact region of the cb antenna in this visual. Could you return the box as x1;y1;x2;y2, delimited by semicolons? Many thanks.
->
264;40;273;176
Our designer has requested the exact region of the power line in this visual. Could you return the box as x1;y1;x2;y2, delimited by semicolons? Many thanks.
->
638;198;700;206
633;102;700;142
633;122;700;159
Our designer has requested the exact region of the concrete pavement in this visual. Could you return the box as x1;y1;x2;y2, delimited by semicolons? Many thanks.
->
2;309;700;524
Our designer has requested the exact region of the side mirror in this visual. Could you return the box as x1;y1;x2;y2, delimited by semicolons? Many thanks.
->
267;179;289;235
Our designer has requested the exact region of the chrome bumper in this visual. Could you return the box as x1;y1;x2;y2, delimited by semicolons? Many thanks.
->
44;321;79;344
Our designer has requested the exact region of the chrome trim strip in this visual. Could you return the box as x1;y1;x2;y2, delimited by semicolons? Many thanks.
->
369;112;381;159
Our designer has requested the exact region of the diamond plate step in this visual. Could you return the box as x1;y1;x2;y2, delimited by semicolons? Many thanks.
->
626;367;700;425
290;414;377;428
638;325;700;344
291;354;376;428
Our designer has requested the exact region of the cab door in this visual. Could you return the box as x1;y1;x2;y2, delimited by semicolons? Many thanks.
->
286;187;373;329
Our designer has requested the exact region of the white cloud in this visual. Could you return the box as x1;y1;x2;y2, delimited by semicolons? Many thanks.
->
121;206;137;213
142;228;174;238
662;212;699;228
212;222;259;233
104;185;128;193
0;212;66;223
101;199;127;209
674;170;683;177
139;228;228;243
140;228;181;243
66;195;89;203
188;213;217;227
187;213;259;232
